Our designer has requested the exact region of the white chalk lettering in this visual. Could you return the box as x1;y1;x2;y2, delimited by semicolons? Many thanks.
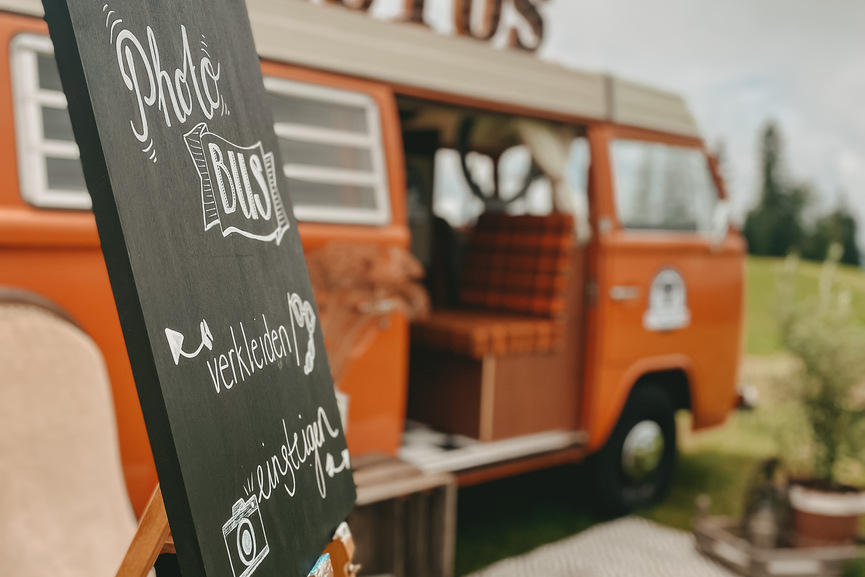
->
105;4;228;160
244;407;347;504
197;294;313;394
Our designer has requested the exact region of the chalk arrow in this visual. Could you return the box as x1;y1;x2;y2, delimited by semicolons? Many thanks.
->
199;319;213;351
165;320;212;365
165;328;185;365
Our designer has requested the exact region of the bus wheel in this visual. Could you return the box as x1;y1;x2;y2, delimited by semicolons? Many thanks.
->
586;384;677;515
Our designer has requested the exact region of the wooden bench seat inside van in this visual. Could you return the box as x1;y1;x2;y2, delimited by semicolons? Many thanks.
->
408;213;580;442
411;212;573;359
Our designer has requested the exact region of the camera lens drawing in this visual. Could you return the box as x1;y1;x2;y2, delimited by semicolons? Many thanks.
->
237;518;256;566
223;495;270;577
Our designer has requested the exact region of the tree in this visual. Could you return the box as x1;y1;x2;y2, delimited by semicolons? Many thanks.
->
744;122;807;257
800;201;861;266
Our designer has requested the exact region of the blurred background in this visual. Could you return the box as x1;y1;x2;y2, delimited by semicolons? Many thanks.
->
349;0;865;573
368;0;865;241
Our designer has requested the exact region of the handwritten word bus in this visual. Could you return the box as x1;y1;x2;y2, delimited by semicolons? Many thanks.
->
0;0;744;516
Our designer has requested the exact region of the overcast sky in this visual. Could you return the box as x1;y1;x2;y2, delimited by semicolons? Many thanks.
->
367;0;865;229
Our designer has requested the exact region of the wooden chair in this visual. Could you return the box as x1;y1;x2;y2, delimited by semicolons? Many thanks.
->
0;300;138;577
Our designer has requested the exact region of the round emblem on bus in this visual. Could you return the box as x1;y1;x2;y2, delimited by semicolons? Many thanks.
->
643;268;690;332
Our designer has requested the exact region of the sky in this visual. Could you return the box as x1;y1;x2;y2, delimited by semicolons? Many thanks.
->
363;0;865;229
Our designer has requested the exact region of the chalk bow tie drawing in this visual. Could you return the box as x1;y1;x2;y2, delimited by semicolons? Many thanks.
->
165;320;214;365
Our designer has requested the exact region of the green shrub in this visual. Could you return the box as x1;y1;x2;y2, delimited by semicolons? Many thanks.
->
843;558;865;577
777;245;865;487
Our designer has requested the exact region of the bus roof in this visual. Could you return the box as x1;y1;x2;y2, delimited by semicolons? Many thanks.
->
2;0;700;138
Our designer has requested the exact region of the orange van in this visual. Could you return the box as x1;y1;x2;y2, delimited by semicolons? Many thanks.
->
0;0;745;516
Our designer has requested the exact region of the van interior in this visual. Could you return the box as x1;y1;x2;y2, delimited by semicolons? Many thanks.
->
395;97;591;445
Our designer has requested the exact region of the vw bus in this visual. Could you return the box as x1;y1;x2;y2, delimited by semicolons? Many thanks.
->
0;0;745;517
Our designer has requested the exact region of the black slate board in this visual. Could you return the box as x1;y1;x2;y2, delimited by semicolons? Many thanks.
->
41;2;356;576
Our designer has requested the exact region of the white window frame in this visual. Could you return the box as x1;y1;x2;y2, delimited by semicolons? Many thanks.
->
11;34;90;210
263;76;391;226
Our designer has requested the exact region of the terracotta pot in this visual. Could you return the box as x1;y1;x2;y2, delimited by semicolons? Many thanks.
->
789;484;865;547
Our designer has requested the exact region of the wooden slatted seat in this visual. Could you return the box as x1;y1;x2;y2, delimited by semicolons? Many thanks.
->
412;212;573;359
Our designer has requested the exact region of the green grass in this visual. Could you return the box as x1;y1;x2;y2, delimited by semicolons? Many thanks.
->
746;256;865;355
455;256;865;575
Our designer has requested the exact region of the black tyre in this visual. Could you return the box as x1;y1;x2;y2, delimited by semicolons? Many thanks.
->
585;384;677;516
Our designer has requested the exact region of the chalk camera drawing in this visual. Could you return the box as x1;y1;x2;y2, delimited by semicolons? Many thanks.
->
185;123;290;245
222;495;270;577
643;268;690;332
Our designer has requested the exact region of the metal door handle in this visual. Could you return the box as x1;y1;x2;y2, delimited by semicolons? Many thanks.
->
610;285;640;301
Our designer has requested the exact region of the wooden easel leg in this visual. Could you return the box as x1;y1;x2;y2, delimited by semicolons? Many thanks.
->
115;484;355;577
116;484;172;577
323;522;359;577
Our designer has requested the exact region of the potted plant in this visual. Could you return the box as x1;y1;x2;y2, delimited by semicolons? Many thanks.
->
777;244;865;547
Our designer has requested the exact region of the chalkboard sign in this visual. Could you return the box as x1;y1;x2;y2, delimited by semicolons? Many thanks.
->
41;1;356;576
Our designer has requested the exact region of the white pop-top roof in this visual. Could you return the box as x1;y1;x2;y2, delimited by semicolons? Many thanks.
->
1;0;700;138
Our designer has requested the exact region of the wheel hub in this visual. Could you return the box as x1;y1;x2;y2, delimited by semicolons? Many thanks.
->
621;420;665;482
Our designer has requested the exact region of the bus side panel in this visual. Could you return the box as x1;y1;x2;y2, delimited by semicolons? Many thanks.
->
581;125;745;452
242;63;413;456
338;313;408;456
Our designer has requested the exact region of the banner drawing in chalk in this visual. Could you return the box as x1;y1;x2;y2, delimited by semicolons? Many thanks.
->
185;123;290;245
165;319;214;365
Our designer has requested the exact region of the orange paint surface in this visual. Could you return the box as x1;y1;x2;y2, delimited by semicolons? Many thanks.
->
0;13;745;513
580;126;745;450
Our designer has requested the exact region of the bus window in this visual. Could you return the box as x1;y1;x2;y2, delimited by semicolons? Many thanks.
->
432;149;485;228
432;146;553;228
432;137;589;229
611;140;718;233
12;34;90;210
263;77;391;226
11;35;394;227
499;145;553;217
566;137;590;209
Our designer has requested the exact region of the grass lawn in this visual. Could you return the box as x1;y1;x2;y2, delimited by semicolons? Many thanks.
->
746;256;865;355
454;256;865;575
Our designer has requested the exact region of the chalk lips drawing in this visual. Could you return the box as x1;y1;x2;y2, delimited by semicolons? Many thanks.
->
184;122;289;245
165;319;213;364
222;495;269;577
